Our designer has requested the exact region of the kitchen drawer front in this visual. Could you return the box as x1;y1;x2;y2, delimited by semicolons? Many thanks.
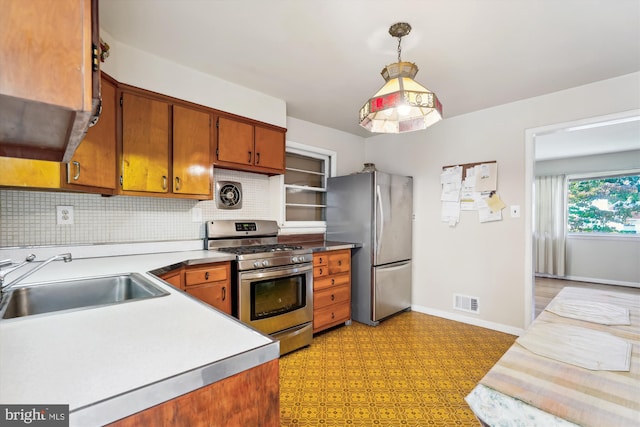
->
185;281;232;314
185;263;229;286
313;301;350;332
328;251;350;274
313;253;329;267
159;269;184;290
314;284;350;310
313;265;330;278
314;272;350;291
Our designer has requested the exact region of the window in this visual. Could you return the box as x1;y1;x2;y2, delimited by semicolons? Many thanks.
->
283;143;335;227
567;171;640;234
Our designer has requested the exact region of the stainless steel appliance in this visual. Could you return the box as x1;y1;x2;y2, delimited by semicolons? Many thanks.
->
204;220;313;355
326;171;413;326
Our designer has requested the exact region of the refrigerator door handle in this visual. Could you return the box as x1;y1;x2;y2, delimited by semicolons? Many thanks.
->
377;260;411;271
376;184;384;256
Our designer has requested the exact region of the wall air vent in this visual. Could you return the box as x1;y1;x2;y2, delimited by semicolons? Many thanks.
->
453;294;480;314
215;181;243;210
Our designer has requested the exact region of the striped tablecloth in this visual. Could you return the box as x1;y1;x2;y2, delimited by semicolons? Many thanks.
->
470;286;640;427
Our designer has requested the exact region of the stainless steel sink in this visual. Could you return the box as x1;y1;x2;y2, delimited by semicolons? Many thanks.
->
0;273;170;319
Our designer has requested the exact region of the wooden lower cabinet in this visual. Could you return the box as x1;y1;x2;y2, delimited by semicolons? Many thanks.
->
313;249;351;333
107;359;279;427
158;268;183;290
184;262;232;315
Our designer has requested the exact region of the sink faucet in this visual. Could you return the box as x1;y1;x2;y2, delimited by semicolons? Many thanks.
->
0;253;73;294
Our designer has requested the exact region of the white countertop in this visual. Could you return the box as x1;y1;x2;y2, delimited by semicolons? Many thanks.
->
0;249;279;426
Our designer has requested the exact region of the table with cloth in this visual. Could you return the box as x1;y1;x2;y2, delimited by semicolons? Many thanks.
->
466;286;640;426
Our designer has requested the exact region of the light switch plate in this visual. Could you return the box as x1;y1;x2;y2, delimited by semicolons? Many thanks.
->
56;206;74;225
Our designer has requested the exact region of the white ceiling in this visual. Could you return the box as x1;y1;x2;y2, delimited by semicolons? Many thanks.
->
100;0;640;142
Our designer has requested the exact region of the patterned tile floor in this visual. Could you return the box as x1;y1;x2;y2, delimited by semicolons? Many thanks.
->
279;312;516;426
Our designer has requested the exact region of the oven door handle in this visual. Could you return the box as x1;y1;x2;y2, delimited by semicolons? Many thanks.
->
239;263;313;281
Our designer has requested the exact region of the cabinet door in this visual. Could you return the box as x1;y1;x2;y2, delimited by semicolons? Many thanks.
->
121;92;170;193
254;126;285;172
186;282;231;314
217;117;254;166
65;75;117;190
173;105;211;196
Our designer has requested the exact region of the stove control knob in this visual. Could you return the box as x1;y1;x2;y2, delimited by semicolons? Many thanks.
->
253;261;262;268
262;260;269;267
292;256;299;263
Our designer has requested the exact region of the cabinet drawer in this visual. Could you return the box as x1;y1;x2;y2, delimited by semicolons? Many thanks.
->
313;302;350;332
160;269;183;290
313;265;329;278
313;253;329;267
314;273;350;291
185;263;229;286
328;252;350;274
314;284;350;310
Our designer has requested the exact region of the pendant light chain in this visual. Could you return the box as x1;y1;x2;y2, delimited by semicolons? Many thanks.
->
397;36;403;62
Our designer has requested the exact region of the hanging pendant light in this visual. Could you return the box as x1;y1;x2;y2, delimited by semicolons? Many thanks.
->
359;22;443;134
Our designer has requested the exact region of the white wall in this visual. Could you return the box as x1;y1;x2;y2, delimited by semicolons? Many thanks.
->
99;31;286;128
364;72;640;332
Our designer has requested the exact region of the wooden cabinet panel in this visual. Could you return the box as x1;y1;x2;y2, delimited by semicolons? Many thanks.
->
254;126;285;171
0;158;61;189
186;281;231;314
0;0;98;162
184;262;231;314
314;273;350;292
313;249;351;333
184;264;229;286
121;92;170;193
314;284;350;310
328;251;350;274
159;269;183;290
64;74;117;191
215;116;285;175
172;105;211;195
313;302;351;332
217;116;254;166
108;359;279;427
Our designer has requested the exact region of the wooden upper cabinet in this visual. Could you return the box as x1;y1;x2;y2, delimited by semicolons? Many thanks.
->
254;126;285;171
121;91;171;193
0;0;99;162
173;105;212;196
216;116;285;175
63;74;117;192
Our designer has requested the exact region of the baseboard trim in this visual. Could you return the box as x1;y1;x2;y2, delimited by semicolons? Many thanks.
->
536;274;639;288
411;305;524;337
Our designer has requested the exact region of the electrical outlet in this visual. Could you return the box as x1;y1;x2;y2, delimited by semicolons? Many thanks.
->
510;205;520;218
56;206;74;225
192;207;203;223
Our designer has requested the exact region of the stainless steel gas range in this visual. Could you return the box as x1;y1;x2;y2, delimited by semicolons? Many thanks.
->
204;220;313;355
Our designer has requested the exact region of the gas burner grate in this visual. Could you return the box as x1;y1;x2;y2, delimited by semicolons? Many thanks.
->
217;244;303;255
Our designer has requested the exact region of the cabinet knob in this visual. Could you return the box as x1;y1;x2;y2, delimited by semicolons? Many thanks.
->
331;312;335;320
331;294;335;301
205;272;209;280
319;268;323;275
331;278;335;285
338;260;342;266
319;257;323;264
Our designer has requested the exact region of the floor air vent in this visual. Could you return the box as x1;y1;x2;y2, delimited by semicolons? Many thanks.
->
453;294;480;314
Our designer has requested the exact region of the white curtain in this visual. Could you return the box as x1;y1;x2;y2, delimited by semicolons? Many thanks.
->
534;175;567;276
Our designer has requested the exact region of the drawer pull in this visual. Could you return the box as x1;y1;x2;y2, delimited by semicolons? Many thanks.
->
222;286;226;301
331;278;335;285
331;312;335;320
338;260;342;266
319;257;323;264
331;294;335;301
319;268;323;275
205;272;209;280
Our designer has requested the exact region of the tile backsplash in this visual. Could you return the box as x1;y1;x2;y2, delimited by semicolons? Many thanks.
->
0;169;273;248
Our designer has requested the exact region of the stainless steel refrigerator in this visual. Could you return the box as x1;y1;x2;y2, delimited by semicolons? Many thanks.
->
326;171;412;326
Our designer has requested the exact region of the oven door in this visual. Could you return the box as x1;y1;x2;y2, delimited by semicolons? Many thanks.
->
238;263;313;335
